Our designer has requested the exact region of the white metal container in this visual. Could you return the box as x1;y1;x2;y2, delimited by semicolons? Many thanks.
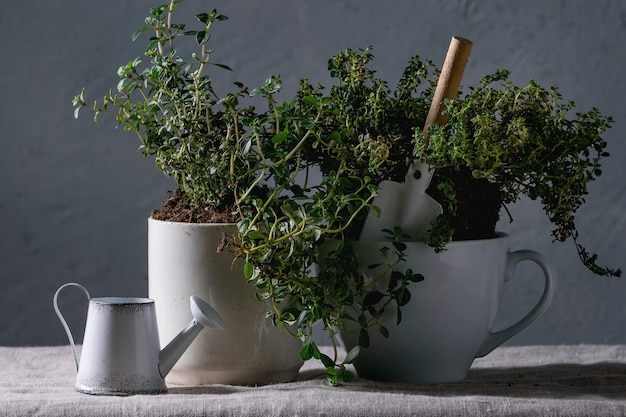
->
53;283;225;395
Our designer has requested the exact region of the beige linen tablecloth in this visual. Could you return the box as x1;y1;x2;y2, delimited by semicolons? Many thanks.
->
1;345;625;416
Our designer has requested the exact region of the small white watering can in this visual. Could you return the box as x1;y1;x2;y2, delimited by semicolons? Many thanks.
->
53;282;226;395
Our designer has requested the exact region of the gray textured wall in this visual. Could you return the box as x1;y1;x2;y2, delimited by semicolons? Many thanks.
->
1;0;625;346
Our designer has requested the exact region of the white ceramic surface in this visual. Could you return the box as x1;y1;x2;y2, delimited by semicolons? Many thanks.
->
148;218;304;385
338;234;556;384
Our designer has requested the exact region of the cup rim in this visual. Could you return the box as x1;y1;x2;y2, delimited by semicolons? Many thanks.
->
353;231;508;245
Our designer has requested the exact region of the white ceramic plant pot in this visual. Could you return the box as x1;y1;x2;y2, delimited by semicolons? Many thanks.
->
148;217;303;385
338;233;556;384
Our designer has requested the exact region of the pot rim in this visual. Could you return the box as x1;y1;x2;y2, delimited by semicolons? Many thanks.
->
148;216;237;227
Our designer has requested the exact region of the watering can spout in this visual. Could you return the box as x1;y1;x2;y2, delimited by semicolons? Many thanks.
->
158;296;226;378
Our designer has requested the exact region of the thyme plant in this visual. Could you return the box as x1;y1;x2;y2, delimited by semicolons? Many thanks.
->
73;0;429;385
73;0;620;387
73;3;258;217
235;48;436;385
417;69;621;277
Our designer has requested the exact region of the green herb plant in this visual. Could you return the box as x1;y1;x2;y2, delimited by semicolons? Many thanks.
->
72;0;620;389
73;2;262;218
235;47;437;385
72;0;432;386
417;69;621;277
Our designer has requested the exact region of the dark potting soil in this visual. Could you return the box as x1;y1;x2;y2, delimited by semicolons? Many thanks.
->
151;189;241;224
427;166;502;241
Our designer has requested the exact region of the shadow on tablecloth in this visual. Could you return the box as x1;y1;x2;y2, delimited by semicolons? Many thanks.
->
167;362;626;401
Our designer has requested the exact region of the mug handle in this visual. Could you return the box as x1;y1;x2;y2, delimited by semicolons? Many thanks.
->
476;249;557;357
53;282;91;372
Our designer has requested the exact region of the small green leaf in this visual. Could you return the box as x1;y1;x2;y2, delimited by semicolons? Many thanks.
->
237;219;250;234
390;270;404;282
311;342;322;359
299;342;315;361
472;169;486;179
319;353;335;368
387;272;398;292
272;131;289;144
379;325;389;338
392;241;407;252
396;286;411;306
358;313;367;328
195;12;210;24
254;291;270;301
196;30;211;45
358;329;370;348
243;262;254;279
368;205;382;218
311;304;325;320
280;307;300;325
246;230;266;241
131;26;151;42
302;96;317;107
343;346;360;364
290;184;304;196
362;291;384;307
324;368;338;387
209;62;233;71
411;273;425;282
340;368;354;383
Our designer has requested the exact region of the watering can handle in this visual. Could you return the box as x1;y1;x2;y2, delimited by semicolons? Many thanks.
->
53;282;91;372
